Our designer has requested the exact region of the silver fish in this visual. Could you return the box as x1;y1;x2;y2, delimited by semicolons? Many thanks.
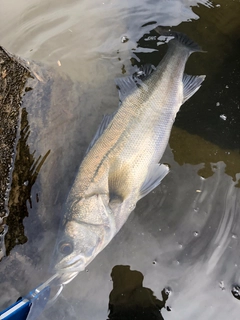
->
52;31;205;283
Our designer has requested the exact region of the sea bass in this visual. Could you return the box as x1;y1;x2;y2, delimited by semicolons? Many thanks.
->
52;31;205;283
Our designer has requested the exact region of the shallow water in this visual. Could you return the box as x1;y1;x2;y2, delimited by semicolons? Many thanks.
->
0;0;240;319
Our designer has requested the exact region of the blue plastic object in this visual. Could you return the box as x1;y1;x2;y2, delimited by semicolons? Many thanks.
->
0;298;30;320
0;275;59;320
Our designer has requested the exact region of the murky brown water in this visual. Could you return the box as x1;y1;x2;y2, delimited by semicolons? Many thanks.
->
0;0;240;319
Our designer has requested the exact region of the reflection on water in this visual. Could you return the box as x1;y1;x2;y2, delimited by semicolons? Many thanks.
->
0;0;240;319
170;127;240;185
5;107;50;256
0;46;32;259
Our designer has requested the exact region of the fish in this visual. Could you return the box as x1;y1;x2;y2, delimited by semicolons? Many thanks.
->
52;31;205;284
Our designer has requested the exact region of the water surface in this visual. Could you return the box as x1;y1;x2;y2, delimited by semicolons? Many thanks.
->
0;0;240;319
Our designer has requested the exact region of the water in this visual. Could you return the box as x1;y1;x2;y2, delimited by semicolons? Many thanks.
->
0;0;240;319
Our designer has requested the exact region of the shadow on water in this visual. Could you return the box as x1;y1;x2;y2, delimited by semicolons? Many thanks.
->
107;265;170;320
43;265;171;320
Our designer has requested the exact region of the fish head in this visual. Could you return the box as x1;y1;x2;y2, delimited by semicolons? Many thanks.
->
52;194;115;284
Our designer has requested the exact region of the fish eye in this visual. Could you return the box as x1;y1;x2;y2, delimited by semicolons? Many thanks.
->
58;241;73;256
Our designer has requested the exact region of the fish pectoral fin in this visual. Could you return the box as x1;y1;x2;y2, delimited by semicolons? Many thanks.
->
109;192;123;207
139;164;169;200
108;167;131;205
182;74;206;104
85;113;115;154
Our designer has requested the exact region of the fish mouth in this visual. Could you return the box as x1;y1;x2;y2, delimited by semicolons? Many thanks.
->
55;256;86;274
56;271;79;285
54;257;85;285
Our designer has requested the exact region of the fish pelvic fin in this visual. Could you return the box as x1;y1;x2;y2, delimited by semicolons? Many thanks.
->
182;74;206;104
138;163;169;200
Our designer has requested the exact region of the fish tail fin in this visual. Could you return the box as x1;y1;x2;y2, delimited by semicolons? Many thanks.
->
170;32;203;53
155;27;204;53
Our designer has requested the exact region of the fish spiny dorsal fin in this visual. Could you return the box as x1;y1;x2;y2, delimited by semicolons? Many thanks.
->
182;74;206;104
138;163;169;200
85;113;115;155
115;64;155;103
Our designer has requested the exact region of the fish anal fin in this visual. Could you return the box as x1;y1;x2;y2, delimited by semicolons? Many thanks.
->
182;74;205;104
139;164;169;200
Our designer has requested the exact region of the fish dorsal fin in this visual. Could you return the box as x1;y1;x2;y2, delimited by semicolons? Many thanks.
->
115;64;155;102
182;74;205;104
139;163;169;200
85;113;115;154
115;75;139;101
133;64;156;81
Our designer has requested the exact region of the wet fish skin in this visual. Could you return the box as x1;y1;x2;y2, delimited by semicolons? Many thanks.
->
52;32;205;283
